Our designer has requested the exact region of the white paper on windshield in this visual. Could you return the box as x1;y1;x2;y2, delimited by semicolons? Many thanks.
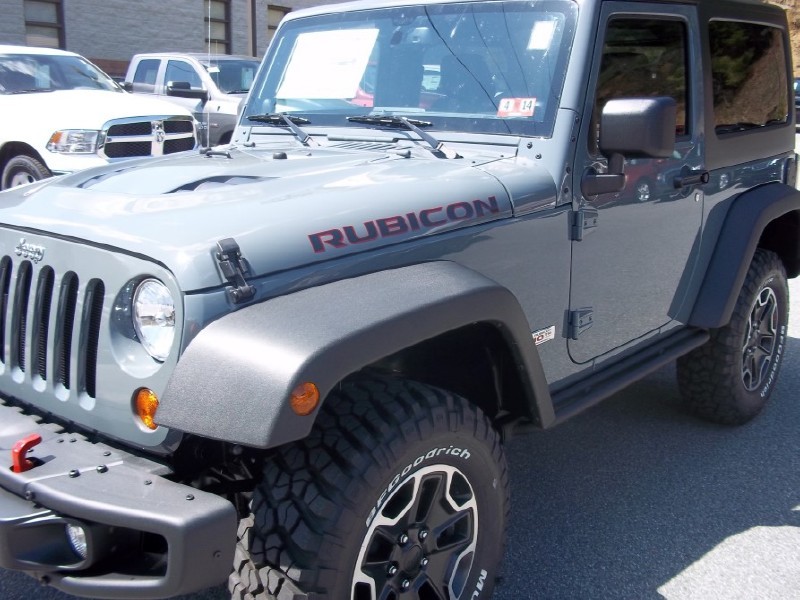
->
528;20;557;50
277;29;379;99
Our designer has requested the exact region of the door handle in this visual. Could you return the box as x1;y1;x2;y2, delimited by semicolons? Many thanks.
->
673;168;710;188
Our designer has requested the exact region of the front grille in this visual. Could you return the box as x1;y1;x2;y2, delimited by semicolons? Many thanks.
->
101;115;197;159
0;255;102;399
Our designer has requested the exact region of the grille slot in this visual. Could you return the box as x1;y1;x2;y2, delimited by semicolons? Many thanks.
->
0;257;12;364
33;267;55;381
80;280;104;399
107;122;151;137
54;272;79;390
11;262;32;373
104;141;152;159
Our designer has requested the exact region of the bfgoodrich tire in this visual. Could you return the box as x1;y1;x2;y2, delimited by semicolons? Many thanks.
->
677;249;788;424
1;155;52;190
229;376;509;600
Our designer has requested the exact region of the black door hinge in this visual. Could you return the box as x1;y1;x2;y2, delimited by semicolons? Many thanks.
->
571;208;599;241
568;307;594;340
215;238;256;304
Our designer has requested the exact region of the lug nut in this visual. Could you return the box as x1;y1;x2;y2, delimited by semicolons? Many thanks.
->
401;579;410;590
387;563;398;576
418;529;428;541
398;533;409;545
421;557;429;568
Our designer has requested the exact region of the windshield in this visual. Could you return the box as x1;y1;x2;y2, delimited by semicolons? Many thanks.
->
205;59;261;94
0;53;121;94
245;0;577;137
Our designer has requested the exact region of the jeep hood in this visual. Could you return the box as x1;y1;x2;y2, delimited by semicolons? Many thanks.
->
0;144;540;291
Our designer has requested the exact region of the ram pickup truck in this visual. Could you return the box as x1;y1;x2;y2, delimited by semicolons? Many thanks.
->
0;45;198;190
124;53;260;147
0;1;798;599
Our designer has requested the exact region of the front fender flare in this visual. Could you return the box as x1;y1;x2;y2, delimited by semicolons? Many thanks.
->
159;261;553;448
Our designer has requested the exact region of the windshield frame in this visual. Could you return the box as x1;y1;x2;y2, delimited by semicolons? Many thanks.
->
244;0;578;138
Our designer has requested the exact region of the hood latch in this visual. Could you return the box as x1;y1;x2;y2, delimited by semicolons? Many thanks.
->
216;238;256;304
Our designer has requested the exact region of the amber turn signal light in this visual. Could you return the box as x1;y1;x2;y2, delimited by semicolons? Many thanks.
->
135;388;160;430
290;382;320;416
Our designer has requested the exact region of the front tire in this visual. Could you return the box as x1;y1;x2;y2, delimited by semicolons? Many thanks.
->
677;249;789;424
229;376;509;600
1;154;52;190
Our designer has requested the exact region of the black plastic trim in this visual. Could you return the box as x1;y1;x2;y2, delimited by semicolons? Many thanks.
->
0;402;236;599
689;183;800;328
160;261;555;448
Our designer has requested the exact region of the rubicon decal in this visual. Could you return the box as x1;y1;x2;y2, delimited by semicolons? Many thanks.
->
309;196;500;253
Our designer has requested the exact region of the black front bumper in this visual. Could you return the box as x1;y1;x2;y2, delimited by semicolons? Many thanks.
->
0;401;237;599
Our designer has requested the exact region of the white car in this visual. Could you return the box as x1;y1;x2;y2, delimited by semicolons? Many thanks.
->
0;45;198;190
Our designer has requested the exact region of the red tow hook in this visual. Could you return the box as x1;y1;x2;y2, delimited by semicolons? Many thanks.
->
11;433;42;473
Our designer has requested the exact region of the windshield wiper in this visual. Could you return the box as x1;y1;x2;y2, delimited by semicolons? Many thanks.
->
347;115;461;159
247;113;318;146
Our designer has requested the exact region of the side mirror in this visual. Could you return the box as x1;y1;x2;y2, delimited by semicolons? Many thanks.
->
166;81;209;102
120;81;133;92
582;96;676;196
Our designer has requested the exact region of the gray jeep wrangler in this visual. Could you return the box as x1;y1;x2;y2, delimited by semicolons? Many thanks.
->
0;0;798;599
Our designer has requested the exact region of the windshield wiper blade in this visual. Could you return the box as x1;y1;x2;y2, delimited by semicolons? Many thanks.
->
247;113;317;146
347;115;461;159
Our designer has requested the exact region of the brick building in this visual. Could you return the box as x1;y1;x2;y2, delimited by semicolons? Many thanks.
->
0;0;342;77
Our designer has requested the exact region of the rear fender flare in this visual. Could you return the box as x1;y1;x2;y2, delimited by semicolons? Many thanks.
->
690;182;800;328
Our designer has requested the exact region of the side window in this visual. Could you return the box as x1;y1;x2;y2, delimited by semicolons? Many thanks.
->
165;60;203;89
709;21;788;133
132;58;160;93
592;18;688;154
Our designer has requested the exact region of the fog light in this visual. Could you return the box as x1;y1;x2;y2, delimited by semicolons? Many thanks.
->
66;523;88;560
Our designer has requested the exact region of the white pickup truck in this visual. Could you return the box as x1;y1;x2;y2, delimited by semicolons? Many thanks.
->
0;45;197;190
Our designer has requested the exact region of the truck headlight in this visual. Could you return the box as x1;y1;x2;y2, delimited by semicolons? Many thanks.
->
133;279;175;362
46;130;100;154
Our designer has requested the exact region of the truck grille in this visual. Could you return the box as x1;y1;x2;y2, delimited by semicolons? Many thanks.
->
100;116;196;159
0;256;102;399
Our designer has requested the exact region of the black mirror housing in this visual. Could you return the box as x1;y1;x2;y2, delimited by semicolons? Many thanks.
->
600;96;676;159
166;81;209;102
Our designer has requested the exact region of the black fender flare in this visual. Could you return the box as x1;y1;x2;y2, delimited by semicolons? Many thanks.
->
689;182;800;329
159;261;554;448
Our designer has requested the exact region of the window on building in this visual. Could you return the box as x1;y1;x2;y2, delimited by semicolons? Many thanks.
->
205;0;231;55
709;20;788;133
24;0;64;49
267;6;291;43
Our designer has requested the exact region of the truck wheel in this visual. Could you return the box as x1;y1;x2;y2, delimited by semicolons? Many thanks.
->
677;249;788;424
229;376;509;600
1;155;52;190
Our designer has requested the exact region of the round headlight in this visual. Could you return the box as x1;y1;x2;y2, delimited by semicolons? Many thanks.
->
133;279;175;362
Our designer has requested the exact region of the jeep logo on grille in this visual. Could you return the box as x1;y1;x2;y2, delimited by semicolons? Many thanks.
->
152;121;165;143
15;238;45;264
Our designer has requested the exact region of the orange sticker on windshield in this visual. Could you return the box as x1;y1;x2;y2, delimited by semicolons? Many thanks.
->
497;98;536;117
